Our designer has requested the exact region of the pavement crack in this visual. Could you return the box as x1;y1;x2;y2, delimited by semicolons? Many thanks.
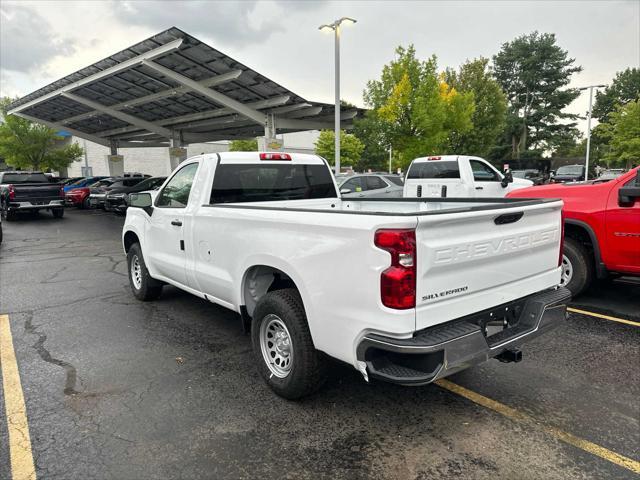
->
25;315;80;396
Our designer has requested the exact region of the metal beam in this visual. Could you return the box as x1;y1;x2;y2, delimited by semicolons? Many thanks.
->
143;59;268;125
59;69;243;125
61;92;173;138
7;38;184;115
95;95;290;138
275;110;358;131
282;106;323;119
266;103;312;115
14;113;111;147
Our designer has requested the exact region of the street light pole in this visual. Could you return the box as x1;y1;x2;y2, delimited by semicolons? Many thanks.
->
579;84;606;181
319;17;357;175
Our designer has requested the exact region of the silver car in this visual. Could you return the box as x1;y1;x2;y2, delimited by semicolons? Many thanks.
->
339;174;404;198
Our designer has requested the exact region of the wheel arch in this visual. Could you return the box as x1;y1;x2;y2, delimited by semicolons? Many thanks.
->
123;229;140;253
564;219;607;278
241;264;305;319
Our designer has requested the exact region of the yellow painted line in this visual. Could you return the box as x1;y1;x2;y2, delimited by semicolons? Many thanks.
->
567;307;640;327
0;314;36;480
436;378;640;475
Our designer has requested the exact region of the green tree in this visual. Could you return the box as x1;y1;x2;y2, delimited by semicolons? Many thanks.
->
229;138;258;151
493;32;582;159
592;68;640;120
351;113;389;171
445;57;507;157
600;101;640;169
0;97;84;171
314;129;364;167
362;45;474;169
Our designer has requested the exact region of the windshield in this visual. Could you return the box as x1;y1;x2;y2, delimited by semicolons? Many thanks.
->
135;177;166;190
407;161;460;179
2;173;50;183
512;170;526;178
210;164;337;203
556;165;583;175
90;179;114;188
385;176;404;186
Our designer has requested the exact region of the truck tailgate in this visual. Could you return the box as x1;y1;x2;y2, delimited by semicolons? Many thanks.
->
415;200;563;330
13;183;62;202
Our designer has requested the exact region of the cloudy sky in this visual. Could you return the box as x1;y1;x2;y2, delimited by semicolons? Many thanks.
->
1;0;638;135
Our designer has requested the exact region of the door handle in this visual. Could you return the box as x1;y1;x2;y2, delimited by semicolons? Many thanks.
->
171;219;182;226
475;186;484;190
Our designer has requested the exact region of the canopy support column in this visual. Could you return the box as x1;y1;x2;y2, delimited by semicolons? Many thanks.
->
107;141;124;177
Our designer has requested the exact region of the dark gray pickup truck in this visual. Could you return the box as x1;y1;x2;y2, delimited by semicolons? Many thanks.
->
0;171;65;220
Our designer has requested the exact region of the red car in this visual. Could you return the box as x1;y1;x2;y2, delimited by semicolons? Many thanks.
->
65;187;92;209
507;167;640;295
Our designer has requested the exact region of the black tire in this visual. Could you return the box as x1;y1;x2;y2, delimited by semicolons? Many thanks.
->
251;288;328;399
1;203;16;222
126;243;163;301
52;208;64;219
80;197;90;209
561;236;594;296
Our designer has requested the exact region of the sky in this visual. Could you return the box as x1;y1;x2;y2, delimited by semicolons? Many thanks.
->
1;0;639;136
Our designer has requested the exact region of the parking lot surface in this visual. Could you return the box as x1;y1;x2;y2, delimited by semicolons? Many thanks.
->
1;209;639;479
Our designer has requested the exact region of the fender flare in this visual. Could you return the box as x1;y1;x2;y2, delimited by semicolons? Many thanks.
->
564;218;607;278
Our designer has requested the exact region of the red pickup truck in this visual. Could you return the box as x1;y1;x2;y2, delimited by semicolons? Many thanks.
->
507;167;640;295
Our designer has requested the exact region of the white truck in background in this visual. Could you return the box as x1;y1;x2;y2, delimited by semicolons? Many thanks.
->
122;152;570;399
403;155;534;198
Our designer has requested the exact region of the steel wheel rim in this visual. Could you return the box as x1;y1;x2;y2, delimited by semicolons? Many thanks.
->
131;255;142;290
259;314;293;378
560;254;573;286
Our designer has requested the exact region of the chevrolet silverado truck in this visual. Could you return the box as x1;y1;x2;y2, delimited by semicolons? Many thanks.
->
0;171;65;220
403;155;533;198
122;152;570;399
508;167;640;295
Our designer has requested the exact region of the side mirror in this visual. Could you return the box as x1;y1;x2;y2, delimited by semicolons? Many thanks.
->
340;188;352;195
501;171;513;188
129;192;152;207
618;184;640;205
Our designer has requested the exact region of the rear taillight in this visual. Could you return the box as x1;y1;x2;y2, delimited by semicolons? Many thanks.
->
374;229;416;309
59;186;65;197
260;153;291;160
8;184;15;201
558;210;565;267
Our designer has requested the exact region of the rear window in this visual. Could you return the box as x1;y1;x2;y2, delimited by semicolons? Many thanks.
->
1;173;50;183
385;176;404;186
407;161;460;179
210;164;337;204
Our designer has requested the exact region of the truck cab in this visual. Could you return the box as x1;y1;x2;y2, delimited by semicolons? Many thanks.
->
403;155;533;198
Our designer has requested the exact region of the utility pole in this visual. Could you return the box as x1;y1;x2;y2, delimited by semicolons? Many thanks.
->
389;145;392;174
319;17;357;175
579;84;606;181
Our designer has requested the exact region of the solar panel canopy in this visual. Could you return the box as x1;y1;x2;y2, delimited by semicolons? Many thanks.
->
7;27;361;148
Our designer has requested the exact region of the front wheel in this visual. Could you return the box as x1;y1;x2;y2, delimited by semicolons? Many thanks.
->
561;237;594;296
127;243;163;301
251;288;328;399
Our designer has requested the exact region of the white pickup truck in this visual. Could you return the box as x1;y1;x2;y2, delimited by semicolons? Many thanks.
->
403;155;533;198
123;152;570;399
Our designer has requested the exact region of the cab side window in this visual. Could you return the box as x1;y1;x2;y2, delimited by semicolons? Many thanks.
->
156;163;199;208
367;176;387;190
470;160;500;182
342;177;364;192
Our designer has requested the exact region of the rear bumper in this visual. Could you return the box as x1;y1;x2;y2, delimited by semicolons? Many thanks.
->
356;287;571;386
8;200;64;210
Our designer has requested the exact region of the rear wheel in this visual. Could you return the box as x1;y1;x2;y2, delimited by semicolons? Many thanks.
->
127;243;163;301
251;288;327;399
80;197;90;209
561;237;594;296
52;208;64;218
1;202;15;221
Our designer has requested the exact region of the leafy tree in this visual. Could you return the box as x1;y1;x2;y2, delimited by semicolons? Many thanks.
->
229;138;258;151
0;98;83;171
600;101;640;169
493;32;582;159
362;45;474;169
314;129;364;167
351;113;390;171
592;68;640;120
445;57;507;157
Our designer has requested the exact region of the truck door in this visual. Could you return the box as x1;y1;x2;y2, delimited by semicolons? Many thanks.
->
604;172;640;273
468;159;505;197
146;162;199;286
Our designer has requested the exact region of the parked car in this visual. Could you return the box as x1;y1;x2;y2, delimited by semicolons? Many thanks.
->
403;155;533;198
507;167;640;295
512;169;544;185
552;164;586;183
89;177;147;209
122;151;569;399
338;174;404;197
63;176;108;192
0;213;3;243
594;169;626;183
105;176;167;214
0;171;65;220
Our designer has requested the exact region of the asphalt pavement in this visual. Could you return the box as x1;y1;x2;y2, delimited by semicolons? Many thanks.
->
0;209;638;479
